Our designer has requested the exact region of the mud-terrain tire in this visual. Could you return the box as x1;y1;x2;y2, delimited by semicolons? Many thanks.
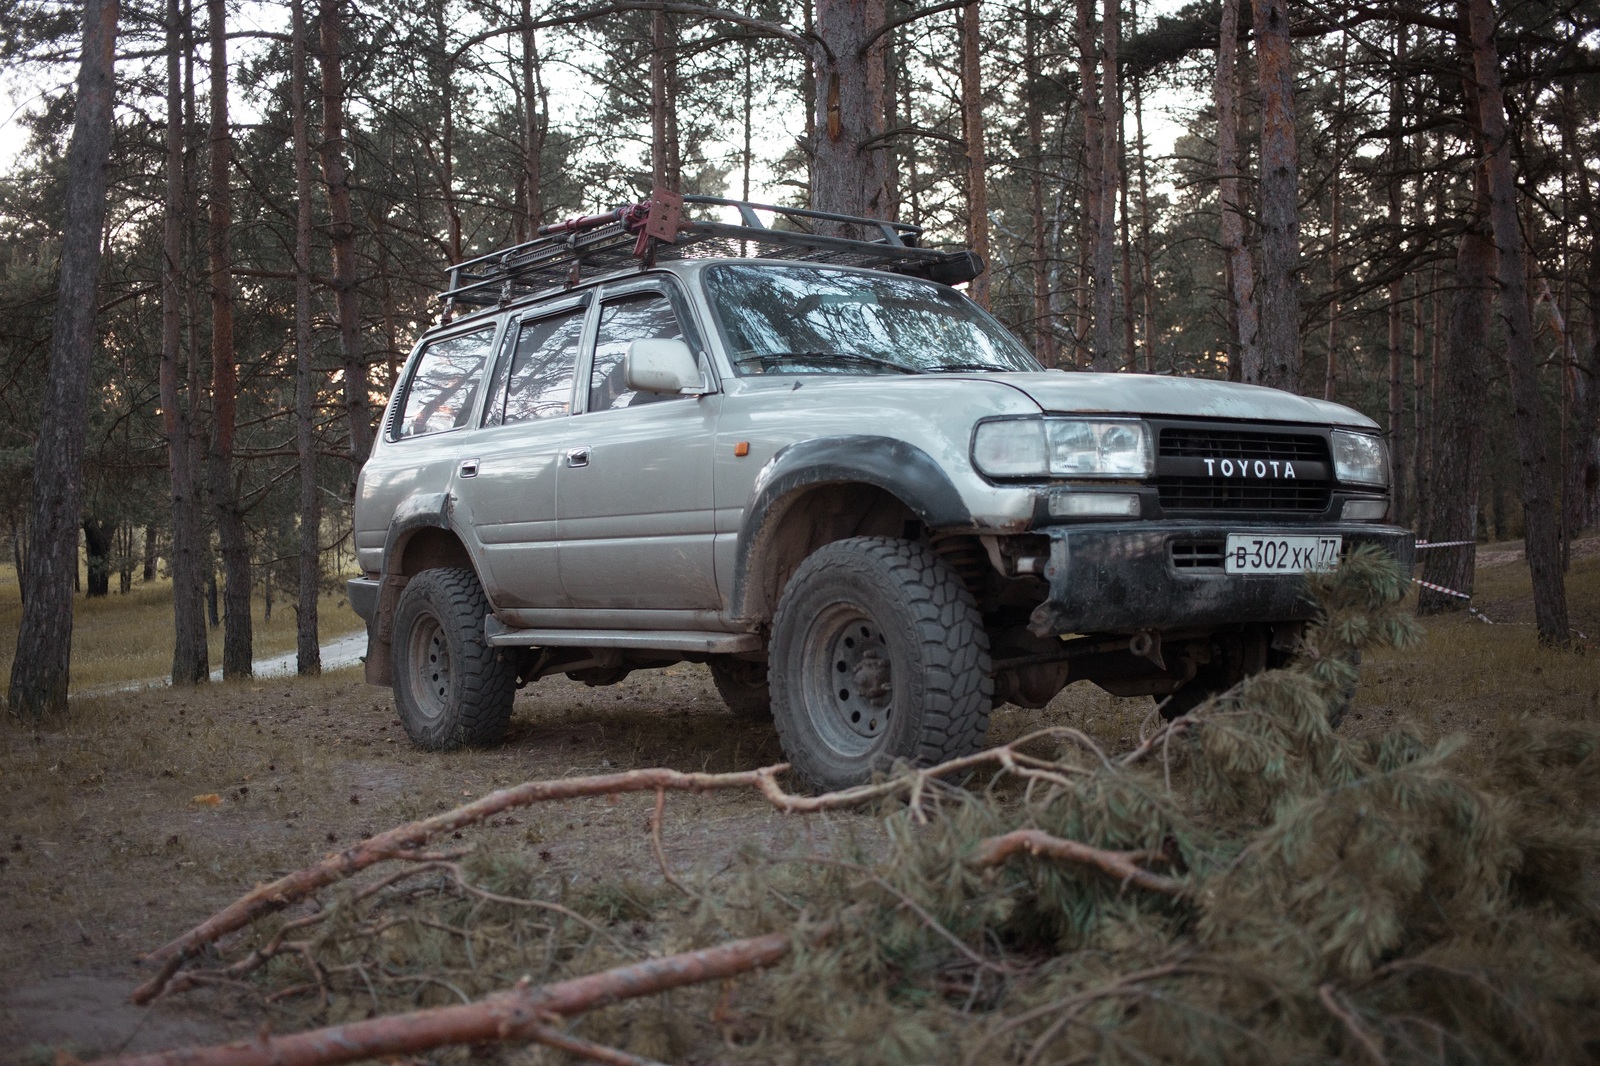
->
392;568;517;750
769;537;992;791
709;658;771;720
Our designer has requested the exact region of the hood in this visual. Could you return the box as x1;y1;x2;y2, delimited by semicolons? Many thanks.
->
991;372;1380;430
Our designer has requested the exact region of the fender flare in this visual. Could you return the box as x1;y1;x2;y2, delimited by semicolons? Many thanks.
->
730;435;972;621
365;493;455;686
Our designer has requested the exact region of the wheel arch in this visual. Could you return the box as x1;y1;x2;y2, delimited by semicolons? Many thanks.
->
730;436;973;625
367;492;480;685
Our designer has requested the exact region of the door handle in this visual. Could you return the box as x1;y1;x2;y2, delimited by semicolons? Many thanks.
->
458;458;480;478
566;447;590;468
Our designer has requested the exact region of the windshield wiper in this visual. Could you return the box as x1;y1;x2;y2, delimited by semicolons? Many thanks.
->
733;351;925;375
926;361;1008;373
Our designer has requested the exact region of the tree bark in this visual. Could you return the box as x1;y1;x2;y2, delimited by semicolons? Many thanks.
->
1249;0;1301;392
1024;0;1055;365
1323;34;1345;400
1464;0;1569;644
7;0;120;716
1091;0;1121;371
1386;22;1407;523
1075;0;1104;368
809;0;890;233
519;0;544;235
317;0;373;467
141;523;157;582
292;0;321;677
651;7;669;187
1216;0;1259;383
206;0;253;680
1418;224;1492;614
958;1;990;308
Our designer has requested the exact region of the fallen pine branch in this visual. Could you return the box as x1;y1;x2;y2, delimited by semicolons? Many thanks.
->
104;929;799;1066
132;764;792;1003
969;829;1185;896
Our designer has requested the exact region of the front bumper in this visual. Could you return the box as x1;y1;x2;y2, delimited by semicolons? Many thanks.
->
1027;522;1414;635
347;576;380;623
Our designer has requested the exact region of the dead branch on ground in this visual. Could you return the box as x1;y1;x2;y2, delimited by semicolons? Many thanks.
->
970;829;1185;896
105;929;800;1066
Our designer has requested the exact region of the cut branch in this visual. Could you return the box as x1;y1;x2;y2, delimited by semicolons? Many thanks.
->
970;829;1184;896
105;931;798;1066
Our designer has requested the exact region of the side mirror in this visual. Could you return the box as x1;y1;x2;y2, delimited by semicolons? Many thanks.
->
624;338;706;395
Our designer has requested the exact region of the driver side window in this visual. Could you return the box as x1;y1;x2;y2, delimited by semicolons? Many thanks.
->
587;293;687;413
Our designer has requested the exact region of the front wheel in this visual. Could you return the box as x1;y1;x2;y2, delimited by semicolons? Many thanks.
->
769;537;992;791
391;568;517;750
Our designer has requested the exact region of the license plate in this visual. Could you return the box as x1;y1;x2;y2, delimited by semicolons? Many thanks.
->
1223;534;1342;574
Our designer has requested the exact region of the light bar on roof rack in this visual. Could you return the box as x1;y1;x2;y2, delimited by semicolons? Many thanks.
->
437;189;985;320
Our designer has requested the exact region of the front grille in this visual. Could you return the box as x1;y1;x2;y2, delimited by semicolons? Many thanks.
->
1171;540;1225;570
1157;426;1332;513
1160;428;1326;462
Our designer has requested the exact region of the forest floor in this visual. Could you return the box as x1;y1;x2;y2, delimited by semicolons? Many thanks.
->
0;542;1597;1060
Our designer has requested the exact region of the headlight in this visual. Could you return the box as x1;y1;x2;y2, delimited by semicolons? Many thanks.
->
1330;430;1388;486
974;419;1151;478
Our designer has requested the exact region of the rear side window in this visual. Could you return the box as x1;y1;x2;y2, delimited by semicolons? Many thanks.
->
587;293;686;413
396;327;495;438
484;309;585;427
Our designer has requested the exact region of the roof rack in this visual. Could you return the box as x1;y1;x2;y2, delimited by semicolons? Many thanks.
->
438;190;985;319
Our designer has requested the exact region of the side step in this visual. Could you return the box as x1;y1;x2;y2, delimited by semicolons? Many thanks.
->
483;617;760;654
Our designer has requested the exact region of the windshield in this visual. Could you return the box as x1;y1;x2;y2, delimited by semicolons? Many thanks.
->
702;264;1041;376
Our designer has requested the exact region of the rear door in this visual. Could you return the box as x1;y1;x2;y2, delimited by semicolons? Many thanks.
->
449;296;591;609
557;279;722;610
356;320;502;574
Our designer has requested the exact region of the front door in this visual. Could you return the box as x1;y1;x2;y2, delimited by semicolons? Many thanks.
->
557;282;722;611
450;298;590;609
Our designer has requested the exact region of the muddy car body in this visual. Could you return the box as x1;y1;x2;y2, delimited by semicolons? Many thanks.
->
350;196;1412;789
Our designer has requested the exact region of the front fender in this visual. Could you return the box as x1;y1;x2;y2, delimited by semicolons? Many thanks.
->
730;435;972;621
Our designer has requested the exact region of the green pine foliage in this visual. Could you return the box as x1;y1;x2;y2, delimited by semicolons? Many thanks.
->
248;548;1600;1063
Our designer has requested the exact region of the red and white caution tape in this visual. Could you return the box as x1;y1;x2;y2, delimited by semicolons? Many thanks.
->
1413;577;1470;600
1414;539;1477;550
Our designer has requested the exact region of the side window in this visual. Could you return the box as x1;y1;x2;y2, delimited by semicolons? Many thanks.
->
484;309;585;427
587;292;686;413
396;327;495;438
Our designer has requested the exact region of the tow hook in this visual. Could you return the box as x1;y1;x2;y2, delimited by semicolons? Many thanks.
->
1129;629;1166;671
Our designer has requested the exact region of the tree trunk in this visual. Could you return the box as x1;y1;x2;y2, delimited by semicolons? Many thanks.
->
958;1;990;308
142;523;157;582
292;0;321;677
1216;0;1259;383
1386;22;1407;523
7;0;120;716
1323;34;1345;400
809;0;890;233
1024;0;1054;365
83;518;112;598
1133;60;1154;372
1418;222;1492;614
317;0;373;468
1464;0;1569;644
162;0;209;685
651;7;669;187
518;0;543;234
1074;0;1105;368
1091;0;1121;371
1249;0;1301;392
206;0;253;680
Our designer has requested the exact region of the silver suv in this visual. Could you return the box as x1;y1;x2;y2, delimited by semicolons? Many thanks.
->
349;194;1412;790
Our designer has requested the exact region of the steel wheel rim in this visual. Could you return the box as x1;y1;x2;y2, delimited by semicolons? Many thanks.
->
799;602;894;758
406;614;451;722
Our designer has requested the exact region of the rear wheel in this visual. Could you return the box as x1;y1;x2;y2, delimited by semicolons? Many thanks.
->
392;568;517;749
709;658;771;720
769;537;992;791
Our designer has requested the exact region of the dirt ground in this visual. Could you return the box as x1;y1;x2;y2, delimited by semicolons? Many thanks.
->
2;545;1597;1060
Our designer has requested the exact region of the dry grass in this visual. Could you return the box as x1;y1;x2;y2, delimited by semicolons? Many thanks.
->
0;566;364;693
